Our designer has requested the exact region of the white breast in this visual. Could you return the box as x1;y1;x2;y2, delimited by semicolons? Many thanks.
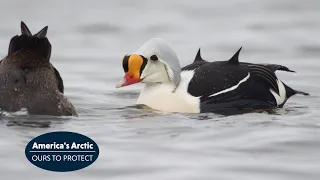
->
136;71;200;113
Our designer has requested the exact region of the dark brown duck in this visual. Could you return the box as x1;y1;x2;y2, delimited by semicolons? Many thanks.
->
0;21;77;116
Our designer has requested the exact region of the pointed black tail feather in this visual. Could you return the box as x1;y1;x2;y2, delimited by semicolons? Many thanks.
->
277;65;295;73
21;21;32;36
283;83;309;99
265;64;296;73
8;21;51;61
8;34;51;61
294;90;309;96
34;26;48;38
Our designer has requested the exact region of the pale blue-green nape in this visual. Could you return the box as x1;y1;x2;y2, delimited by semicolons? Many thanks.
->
134;38;182;91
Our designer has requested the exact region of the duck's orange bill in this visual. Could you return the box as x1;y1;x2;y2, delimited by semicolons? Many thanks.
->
115;73;143;88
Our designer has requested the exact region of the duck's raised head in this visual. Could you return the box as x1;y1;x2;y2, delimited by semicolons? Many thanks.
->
8;21;51;61
116;38;181;90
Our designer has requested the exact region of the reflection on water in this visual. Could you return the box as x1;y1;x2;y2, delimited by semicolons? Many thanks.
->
0;111;74;128
0;0;320;180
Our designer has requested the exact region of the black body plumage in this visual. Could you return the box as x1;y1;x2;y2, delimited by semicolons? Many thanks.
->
182;47;309;114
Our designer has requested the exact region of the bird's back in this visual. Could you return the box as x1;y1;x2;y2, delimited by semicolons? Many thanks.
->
0;21;77;116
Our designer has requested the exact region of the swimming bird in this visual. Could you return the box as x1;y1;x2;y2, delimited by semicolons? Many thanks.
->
0;21;77;116
116;38;308;114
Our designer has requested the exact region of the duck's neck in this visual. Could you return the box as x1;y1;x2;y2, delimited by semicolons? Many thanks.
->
140;81;176;95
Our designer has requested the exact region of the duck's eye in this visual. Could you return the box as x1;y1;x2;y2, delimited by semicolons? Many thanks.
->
150;55;158;61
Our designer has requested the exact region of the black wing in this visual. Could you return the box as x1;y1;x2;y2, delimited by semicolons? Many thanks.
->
187;62;279;112
182;61;207;71
187;61;249;99
183;47;309;113
53;66;64;93
186;47;249;99
183;47;297;96
184;47;285;112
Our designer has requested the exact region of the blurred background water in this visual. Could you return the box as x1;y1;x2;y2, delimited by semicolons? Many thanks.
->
0;0;319;179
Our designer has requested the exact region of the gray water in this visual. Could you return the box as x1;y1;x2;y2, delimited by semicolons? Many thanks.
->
0;0;320;179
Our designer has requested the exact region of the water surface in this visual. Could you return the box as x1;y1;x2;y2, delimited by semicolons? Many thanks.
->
0;0;319;179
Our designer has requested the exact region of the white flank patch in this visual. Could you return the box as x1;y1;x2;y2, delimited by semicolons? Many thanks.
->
270;79;286;105
209;73;251;97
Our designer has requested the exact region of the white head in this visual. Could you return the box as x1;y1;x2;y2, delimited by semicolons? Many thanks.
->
116;38;182;90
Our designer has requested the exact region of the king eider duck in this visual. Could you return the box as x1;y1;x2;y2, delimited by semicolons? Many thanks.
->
0;21;77;116
116;38;309;114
